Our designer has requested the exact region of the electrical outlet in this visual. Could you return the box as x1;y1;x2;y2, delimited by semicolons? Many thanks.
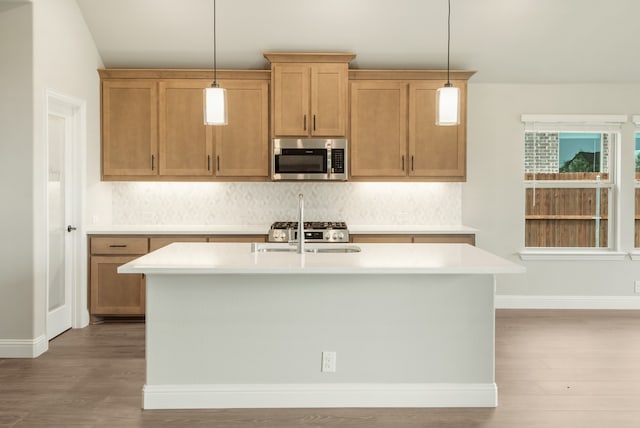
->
635;280;640;294
321;351;336;372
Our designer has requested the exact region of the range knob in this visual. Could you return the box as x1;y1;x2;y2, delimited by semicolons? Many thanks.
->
337;232;345;240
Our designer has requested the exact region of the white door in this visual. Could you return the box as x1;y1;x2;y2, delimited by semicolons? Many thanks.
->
46;101;75;340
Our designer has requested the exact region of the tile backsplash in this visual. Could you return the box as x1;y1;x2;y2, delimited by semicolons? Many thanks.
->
111;181;461;225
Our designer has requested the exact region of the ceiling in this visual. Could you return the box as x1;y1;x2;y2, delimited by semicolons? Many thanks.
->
69;0;640;83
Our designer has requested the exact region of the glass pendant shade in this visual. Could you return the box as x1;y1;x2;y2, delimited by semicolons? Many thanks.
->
204;86;227;125
435;85;460;126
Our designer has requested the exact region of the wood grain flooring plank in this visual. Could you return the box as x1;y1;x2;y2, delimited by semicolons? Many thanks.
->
1;310;640;427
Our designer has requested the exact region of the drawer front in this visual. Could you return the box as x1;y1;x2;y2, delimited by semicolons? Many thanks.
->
413;234;476;245
149;236;208;252
208;235;267;243
90;237;148;255
350;234;413;244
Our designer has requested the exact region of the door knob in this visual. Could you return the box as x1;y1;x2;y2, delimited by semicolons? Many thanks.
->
67;225;77;232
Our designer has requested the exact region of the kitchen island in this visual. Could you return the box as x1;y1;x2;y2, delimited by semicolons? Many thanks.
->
119;242;523;409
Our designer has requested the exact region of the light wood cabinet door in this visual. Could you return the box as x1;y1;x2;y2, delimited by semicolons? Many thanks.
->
90;255;145;316
158;80;214;177
350;81;408;177
409;81;466;180
215;80;269;177
273;64;309;136
273;63;348;137
310;63;348;137
102;80;158;177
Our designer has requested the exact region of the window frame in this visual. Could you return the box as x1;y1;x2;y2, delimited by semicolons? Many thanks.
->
633;116;640;254
520;114;627;261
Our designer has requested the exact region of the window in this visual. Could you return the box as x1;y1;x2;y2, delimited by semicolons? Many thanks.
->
522;115;624;250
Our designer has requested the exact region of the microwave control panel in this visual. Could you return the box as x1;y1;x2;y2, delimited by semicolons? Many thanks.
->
331;149;345;174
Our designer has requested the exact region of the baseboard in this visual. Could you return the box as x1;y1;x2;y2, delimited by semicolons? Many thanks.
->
143;382;498;409
0;335;48;358
496;295;640;309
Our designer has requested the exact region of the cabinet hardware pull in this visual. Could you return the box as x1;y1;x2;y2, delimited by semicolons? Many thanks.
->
217;156;220;171
151;155;155;170
313;115;316;131
402;155;405;171
303;115;307;131
411;155;414;171
207;155;211;171
67;225;77;233
109;244;127;248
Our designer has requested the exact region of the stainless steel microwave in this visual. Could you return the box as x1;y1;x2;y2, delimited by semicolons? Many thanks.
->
272;138;348;181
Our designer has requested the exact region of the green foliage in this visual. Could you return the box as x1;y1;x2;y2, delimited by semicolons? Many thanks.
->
560;152;598;173
636;152;640;172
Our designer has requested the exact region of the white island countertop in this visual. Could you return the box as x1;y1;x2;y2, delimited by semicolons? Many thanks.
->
118;242;524;275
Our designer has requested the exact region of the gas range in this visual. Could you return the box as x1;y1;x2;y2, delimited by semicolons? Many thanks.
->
268;221;349;243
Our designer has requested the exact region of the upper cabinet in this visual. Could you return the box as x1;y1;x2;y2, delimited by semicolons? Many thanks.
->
265;52;355;138
102;79;158;177
158;80;214;177
409;81;466;179
99;60;474;183
350;80;407;177
349;71;473;182
215;80;269;177
100;69;270;181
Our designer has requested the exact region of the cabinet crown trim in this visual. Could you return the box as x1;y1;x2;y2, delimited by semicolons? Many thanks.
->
349;69;476;81
264;52;356;64
98;69;271;80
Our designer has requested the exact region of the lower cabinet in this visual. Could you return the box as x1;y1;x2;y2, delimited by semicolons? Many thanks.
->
90;255;146;317
149;236;208;252
209;235;267;243
89;236;148;320
351;233;475;245
89;234;268;321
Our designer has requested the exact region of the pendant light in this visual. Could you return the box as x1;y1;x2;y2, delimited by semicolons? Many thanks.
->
204;0;227;125
436;0;460;126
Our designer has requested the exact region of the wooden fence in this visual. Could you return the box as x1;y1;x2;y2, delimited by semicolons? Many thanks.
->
525;187;608;247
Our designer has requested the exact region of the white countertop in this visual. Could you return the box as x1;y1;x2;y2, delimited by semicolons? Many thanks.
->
118;242;524;275
87;224;476;235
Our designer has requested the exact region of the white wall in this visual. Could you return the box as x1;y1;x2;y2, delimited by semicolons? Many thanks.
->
32;0;108;227
0;0;103;352
464;83;640;298
0;3;34;340
31;0;104;337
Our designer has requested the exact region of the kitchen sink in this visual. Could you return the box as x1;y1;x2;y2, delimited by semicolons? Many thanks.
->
251;243;361;254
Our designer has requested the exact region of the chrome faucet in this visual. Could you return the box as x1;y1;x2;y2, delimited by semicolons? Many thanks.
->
297;193;304;254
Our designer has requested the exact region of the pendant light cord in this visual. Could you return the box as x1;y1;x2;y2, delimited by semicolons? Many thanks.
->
446;0;451;86
213;0;218;88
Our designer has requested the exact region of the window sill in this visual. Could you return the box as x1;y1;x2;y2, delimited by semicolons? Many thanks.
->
629;251;640;261
519;249;627;261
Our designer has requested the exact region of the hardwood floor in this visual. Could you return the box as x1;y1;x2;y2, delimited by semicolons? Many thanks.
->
1;310;640;427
